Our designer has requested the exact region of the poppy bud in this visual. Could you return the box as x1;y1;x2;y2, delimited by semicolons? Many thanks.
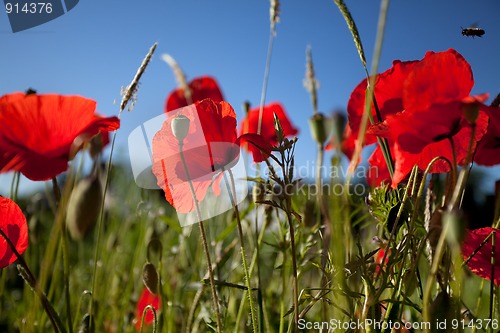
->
171;115;190;142
331;112;346;147
78;313;95;333
88;133;106;159
309;113;332;145
66;175;103;240
142;262;159;295
462;101;480;124
274;113;285;143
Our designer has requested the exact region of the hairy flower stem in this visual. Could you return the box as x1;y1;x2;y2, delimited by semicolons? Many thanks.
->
265;153;299;332
9;171;20;202
52;178;74;333
139;305;158;333
90;42;156;328
0;228;67;333
234;212;270;332
176;141;223;333
286;209;299;333
224;170;258;332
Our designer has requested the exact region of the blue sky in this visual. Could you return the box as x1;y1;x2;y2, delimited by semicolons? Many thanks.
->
1;1;500;195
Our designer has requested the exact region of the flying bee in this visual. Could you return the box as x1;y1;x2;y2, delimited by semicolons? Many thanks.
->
461;25;485;37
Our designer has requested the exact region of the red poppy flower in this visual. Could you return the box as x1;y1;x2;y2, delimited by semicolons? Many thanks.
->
345;49;490;187
152;99;272;213
239;102;298;155
462;227;500;285
474;104;500;166
0;93;120;181
165;76;224;112
135;288;161;331
343;58;419;158
0;197;28;268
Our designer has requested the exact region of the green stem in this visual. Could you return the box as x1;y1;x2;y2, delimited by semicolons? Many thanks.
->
286;209;299;333
53;178;73;333
224;170;258;332
139;305;157;333
234;208;270;332
0;228;67;333
89;125;118;326
176;141;223;333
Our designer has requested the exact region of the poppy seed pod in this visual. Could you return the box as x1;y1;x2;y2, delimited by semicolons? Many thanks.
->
309;113;332;145
66;175;103;240
142;262;159;295
171;115;190;141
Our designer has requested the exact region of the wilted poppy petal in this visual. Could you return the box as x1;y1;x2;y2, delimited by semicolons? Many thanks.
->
462;227;500;285
165;76;224;112
135;288;161;331
0;197;28;268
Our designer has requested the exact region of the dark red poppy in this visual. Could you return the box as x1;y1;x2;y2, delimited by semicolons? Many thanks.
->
165;76;224;112
462;227;500;285
474;103;500;166
152;99;272;213
0;197;28;268
0;93;120;181
135;288;161;331
345;49;490;187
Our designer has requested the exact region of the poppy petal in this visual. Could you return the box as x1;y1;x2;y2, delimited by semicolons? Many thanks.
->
0;197;28;268
367;146;391;187
0;94;120;181
462;227;500;286
347;59;419;147
165;76;224;112
153;99;249;213
239;102;297;161
237;133;273;163
403;49;474;113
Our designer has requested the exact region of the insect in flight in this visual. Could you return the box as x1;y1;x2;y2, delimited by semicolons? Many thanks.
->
461;24;485;38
